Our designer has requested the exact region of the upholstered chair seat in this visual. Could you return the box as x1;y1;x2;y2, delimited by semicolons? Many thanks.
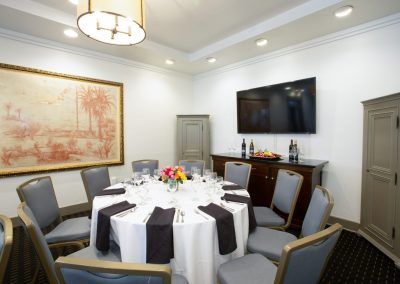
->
248;185;334;262
45;217;91;244
81;166;111;203
253;207;285;227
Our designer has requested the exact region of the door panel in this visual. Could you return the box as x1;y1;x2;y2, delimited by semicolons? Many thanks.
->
364;106;398;249
182;120;203;160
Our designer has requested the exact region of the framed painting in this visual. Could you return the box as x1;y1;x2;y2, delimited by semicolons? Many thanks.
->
0;63;124;177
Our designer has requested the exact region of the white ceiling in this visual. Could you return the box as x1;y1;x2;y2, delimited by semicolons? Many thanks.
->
0;0;399;75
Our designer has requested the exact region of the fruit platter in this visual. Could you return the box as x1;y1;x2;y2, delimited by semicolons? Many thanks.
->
250;151;283;160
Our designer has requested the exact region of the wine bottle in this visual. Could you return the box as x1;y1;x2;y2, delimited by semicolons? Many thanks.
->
249;139;254;156
241;139;246;157
294;140;299;161
289;139;294;160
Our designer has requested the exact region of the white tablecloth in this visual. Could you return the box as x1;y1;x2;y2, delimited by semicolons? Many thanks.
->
90;181;250;284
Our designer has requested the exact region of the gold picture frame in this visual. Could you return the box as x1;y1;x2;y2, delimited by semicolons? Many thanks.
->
0;63;124;177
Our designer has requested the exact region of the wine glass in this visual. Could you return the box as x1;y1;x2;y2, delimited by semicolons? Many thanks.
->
142;168;150;182
153;169;161;182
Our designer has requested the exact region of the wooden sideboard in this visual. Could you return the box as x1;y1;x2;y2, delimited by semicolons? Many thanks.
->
211;153;328;229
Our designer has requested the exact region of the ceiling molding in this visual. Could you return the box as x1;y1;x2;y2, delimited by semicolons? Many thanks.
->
0;27;192;79
0;0;75;26
188;0;343;61
194;12;400;80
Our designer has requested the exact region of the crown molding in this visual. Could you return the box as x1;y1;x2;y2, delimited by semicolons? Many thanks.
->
0;27;192;79
194;12;400;80
188;0;343;61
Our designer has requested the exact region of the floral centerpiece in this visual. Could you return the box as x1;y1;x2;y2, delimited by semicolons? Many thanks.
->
161;166;187;192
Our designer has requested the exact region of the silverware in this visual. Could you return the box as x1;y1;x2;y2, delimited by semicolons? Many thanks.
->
195;208;209;220
180;210;185;223
142;211;152;223
175;208;180;223
116;207;137;218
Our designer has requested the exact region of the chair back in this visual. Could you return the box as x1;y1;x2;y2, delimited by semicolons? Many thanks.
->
224;162;252;190
275;223;342;284
18;202;59;283
17;176;60;229
0;215;13;283
81;166;111;202
179;160;205;176
301;186;334;237
55;256;173;284
132;160;159;176
271;170;303;228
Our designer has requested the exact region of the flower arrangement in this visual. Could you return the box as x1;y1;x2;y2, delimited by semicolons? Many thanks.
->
161;166;187;184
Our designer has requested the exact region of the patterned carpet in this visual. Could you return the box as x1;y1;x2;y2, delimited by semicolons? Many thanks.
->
3;223;400;283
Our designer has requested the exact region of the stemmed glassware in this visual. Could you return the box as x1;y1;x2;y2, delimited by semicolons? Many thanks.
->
153;169;161;183
141;168;150;183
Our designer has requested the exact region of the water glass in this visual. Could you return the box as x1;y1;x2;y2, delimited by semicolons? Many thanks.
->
142;168;150;182
153;169;161;182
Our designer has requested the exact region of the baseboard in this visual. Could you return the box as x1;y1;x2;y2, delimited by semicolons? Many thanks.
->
327;216;360;232
11;202;90;227
358;229;400;265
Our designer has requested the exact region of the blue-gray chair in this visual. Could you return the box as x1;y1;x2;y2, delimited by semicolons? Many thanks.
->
132;160;159;176
224;162;252;190
0;215;13;283
247;185;334;262
81;166;111;203
254;170;303;230
18;203;188;284
218;223;342;284
17;177;90;250
178;160;205;176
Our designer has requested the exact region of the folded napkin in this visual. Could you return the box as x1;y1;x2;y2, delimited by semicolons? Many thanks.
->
222;193;257;233
96;187;126;196
198;203;237;255
96;201;136;251
146;207;176;264
222;184;244;191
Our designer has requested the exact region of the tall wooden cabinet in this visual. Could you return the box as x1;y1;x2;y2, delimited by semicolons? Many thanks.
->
359;93;400;266
177;115;210;168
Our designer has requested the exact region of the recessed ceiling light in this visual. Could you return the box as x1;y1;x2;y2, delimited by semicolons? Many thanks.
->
334;5;353;18
165;59;175;65
206;57;216;63
69;0;78;5
255;38;268;47
64;29;78;38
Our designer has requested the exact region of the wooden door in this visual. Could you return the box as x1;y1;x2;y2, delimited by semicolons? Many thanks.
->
362;104;398;249
181;120;203;160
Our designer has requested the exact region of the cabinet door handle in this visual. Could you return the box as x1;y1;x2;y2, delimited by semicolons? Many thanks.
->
265;176;269;179
252;167;257;170
271;177;275;180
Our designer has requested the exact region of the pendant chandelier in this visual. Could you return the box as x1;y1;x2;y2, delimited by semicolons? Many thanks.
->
77;0;146;46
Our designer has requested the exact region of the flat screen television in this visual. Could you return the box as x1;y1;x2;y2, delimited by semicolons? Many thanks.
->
237;77;316;134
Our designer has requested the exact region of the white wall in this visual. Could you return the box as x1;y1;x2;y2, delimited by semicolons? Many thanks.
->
193;21;400;223
0;36;192;217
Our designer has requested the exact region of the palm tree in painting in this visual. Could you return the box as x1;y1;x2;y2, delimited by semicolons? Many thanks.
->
91;87;114;140
16;108;21;120
77;86;95;135
3;102;12;118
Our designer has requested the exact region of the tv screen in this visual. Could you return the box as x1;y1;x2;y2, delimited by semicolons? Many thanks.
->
237;77;316;134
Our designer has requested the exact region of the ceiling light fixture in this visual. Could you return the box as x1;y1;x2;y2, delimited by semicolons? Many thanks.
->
206;57;217;63
77;0;146;46
255;38;268;47
64;28;78;38
334;5;353;18
69;0;78;5
165;59;175;65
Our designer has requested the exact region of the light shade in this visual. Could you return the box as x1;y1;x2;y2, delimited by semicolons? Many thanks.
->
77;0;145;45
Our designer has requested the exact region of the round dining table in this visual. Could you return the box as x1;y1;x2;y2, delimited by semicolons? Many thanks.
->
90;180;250;284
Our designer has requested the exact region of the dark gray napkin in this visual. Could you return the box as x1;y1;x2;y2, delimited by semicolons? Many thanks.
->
96;201;136;251
222;193;257;233
146;207;176;264
97;188;126;196
222;184;244;190
198;203;237;255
